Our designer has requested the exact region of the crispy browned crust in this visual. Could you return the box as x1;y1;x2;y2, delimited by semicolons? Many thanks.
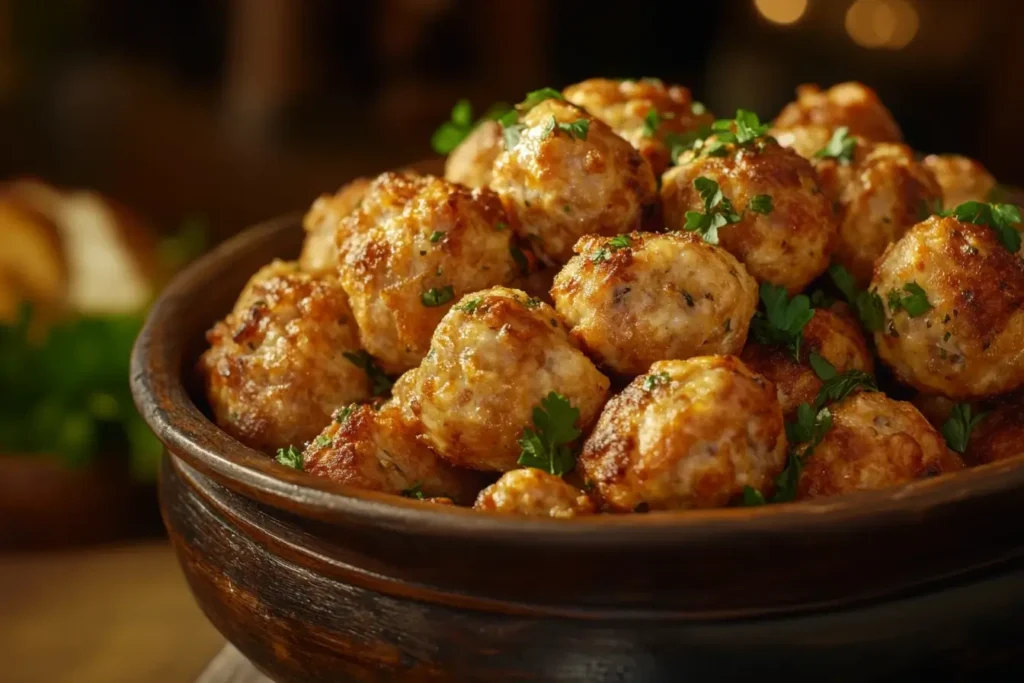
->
474;468;595;517
774;82;902;144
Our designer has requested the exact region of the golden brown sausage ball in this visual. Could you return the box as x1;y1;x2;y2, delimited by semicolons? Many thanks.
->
444;120;503;188
771;123;835;160
797;392;964;500
773;82;902;146
392;286;610;472
815;141;942;286
562;77;714;176
299;178;370;275
661;136;837;293
961;394;1024;465
922;154;997;210
871;215;1024;399
741;308;875;418
336;172;518;374
551;231;758;375
490;98;658;265
303;403;483;504
579;356;787;511
473;468;596;518
199;260;370;453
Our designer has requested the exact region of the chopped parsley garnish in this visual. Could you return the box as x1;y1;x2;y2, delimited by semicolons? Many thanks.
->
828;264;886;332
502;123;526;149
749;194;774;215
814;126;857;164
519;87;564;110
815;367;877;409
949;201;1022;253
524;296;542;309
517;391;581;476
431;99;514;155
401;482;427;500
556;118;590;140
342;350;394;396
887;281;933;317
750;282;814;360
313;434;332;449
456;297;483;313
495;221;508;231
275;445;304;470
421;285;455;307
941;403;987;454
643;372;671;391
333;404;357;424
590;234;633;263
699;109;770;153
429;231;445;243
684;176;743;244
499;87;567;149
917;197;945;222
643;109;661;138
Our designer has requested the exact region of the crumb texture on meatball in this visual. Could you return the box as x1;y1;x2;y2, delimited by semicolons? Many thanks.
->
393;286;610;472
579;356;787;511
816;141;942;286
562;77;713;176
299;178;370;275
198;260;370;453
444;120;504;189
303;403;483;504
871;216;1024;398
661;137;837;293
742;308;874;417
552;231;758;375
773;82;902;146
798;392;964;500
490;98;657;265
474;468;595;518
922;154;997;210
336;172;518;373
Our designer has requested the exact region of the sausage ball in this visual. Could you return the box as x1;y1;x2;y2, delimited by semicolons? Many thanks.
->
661;136;837;293
392;286;610;472
771;123;835;161
444;120;503;188
741;308;875;418
562;77;714;176
473;468;596;518
336;172;518;373
797;392;964;500
773;82;902;147
199;260;370;452
961;394;1024;465
303;403;483;504
490;98;658;265
871;215;1024;398
815;141;943;286
579;356;787;511
922;154;997;210
299;177;370;275
552;231;758;375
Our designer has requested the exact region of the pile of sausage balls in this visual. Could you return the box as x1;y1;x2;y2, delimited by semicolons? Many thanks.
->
199;79;1024;518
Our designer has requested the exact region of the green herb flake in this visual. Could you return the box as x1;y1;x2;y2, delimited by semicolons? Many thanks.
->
828;264;886;331
333;404;357;424
643;372;671;391
422;286;455;308
642;109;662;138
887;281;933;317
429;231;445;243
556;118;590;140
814;127;857;164
519;87;565;111
401;482;427;500
750;282;814;360
456;297;483;313
684;176;743;244
749;194;774;215
495;221;508;232
950;201;1022;253
525;296;542;309
275;445;304;470
517;391;581;476
941;403;987;454
808;353;837;381
343;350;394;397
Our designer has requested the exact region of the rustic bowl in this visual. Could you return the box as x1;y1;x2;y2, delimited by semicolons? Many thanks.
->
131;213;1024;682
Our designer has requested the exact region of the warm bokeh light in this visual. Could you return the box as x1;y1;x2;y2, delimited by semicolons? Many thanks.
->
753;0;809;26
846;0;919;50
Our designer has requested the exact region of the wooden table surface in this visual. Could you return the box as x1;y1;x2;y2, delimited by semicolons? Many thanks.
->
0;540;224;683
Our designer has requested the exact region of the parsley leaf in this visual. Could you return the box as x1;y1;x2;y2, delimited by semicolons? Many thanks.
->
773;406;833;503
814;127;856;164
343;350;394;397
456;297;483;313
918;197;946;222
556;118;590;140
815;368;877;410
950;201;1022;253
749;194;773;215
519;87;564;111
643;372;671;391
333;404;357;424
941;403;987;454
808;352;837;381
502;123;525;149
275;445;304;470
750;282;814;360
401;482;427;500
429;230;445;243
517;391;581;476
828;264;886;331
684;176;743;244
590;234;632;263
642;109;661;138
741;486;766;506
430;99;513;155
421;285;455;307
887;281;933;317
733;109;770;144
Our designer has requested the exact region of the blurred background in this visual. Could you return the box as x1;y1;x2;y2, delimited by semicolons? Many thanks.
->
1;0;1023;681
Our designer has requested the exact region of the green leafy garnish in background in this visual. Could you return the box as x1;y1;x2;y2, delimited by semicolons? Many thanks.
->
828;264;885;331
431;99;515;155
274;445;303;470
750;282;814;360
814;127;857;164
948;201;1022;253
517;391;581;476
684;176;743;244
342;350;394;397
941;403;987;454
887;281;933;317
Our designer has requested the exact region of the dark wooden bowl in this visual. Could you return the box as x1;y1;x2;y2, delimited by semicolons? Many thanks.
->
132;214;1024;682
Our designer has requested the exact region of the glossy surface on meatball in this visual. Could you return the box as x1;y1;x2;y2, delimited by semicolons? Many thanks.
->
303;403;483;504
661;137;837;293
474;468;595;518
773;82;902;145
872;216;1024;398
798;392;964;500
579;356;787;511
336;172;518;373
552;231;758;375
393;287;610;472
741;308;875;418
563;77;713;176
299;178;370;275
490;98;658;265
816;141;942;286
922;154;997;210
198;260;370;453
444;120;503;188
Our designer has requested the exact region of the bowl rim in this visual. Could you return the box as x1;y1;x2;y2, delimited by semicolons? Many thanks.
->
131;211;1024;544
